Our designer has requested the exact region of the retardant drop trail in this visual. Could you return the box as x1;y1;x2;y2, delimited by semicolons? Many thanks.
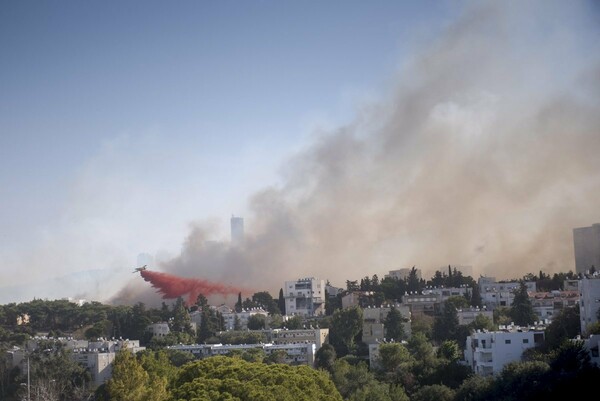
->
139;270;245;306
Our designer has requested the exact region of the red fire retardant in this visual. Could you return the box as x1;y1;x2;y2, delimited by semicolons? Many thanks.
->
140;270;244;306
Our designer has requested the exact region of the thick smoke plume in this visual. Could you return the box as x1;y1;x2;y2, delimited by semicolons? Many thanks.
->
138;270;246;306
115;1;600;304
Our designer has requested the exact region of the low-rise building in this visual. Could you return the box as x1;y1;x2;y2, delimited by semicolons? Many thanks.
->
6;338;145;386
362;305;411;344
478;277;537;309
267;328;329;350
579;334;600;367
464;325;545;376
422;286;469;302
386;268;422;281
221;308;269;330
457;307;493;326
341;291;379;309
169;342;316;365
147;322;170;338
529;291;579;321
579;274;600;334
402;293;441;317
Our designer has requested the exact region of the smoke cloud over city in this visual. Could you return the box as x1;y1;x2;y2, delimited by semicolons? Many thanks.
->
116;1;600;304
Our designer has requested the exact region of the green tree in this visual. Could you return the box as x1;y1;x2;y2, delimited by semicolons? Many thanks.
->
411;384;455;401
314;344;337;372
247;314;267;330
195;294;208;311
377;343;413;373
252;291;280;315
278;288;286;315
330;307;363;355
470;285;483;307
544;306;580;350
171;297;193;335
170;356;343;401
265;349;288;364
432;302;459;343
233;314;242;330
285;315;303;329
235;293;243;313
454;375;495;401
509;281;537;326
331;359;380;400
384;307;408;341
468;314;495;332
106;350;167;401
436;340;460;362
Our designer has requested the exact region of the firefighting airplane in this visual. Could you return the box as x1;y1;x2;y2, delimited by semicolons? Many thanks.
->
132;265;147;273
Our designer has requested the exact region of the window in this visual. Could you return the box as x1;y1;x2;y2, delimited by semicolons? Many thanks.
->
523;339;529;344
505;339;511;344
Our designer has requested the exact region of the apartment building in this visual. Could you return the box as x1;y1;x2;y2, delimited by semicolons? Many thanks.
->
457;307;494;326
529;291;579;321
579;274;600;334
464;326;545;376
267;328;329;350
362;304;411;344
7;338;145;386
478;277;537;309
284;277;325;316
170;342;317;365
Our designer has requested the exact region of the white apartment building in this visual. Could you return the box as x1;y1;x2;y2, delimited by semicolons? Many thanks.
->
170;342;317;365
147;322;170;338
478;277;537;309
221;308;269;330
7;338;145;386
579;334;600;367
573;223;600;274
579;275;600;334
457;307;493;326
284;277;325;316
267;328;329;350
464;326;545;376
402;293;442;317
529;291;579;321
362;305;411;344
387;268;422;281
422;286;469;302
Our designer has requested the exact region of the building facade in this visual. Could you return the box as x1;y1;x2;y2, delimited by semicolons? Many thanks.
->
387;268;422;281
457;307;494;326
267;328;329;350
464;327;545;376
529;291;579;321
362;304;411;344
579;275;600;334
478;277;537;309
170;342;316;365
230;215;244;246
283;277;325;316
573;223;600;274
7;338;145;387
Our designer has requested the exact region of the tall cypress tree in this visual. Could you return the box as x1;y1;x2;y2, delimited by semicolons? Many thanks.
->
510;281;537;326
278;288;286;315
235;292;243;313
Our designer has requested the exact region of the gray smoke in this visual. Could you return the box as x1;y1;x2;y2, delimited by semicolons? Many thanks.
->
116;1;600;303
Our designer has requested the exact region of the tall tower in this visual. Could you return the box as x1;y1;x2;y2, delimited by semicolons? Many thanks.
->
573;223;600;274
231;215;244;246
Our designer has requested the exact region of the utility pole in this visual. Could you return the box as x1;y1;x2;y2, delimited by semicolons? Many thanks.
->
27;355;30;401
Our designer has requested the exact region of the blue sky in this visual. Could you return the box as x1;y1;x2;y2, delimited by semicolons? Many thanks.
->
0;1;455;301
